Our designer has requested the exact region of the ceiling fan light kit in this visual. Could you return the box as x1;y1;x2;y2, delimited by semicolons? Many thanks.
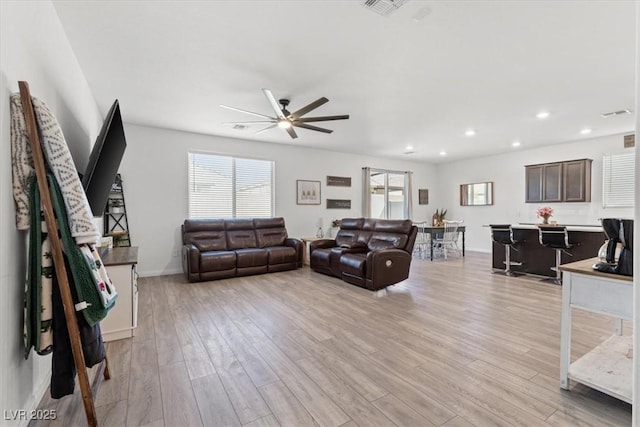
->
221;88;349;139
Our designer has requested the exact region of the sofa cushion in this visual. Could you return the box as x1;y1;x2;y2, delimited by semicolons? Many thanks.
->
201;251;236;271
340;253;367;277
227;230;258;249
191;232;228;251
310;248;331;268
254;217;285;229
235;248;268;267
374;219;413;234
339;218;365;230
367;235;406;250
183;218;228;250
183;218;225;234
256;228;287;248
225;219;255;230
265;246;297;264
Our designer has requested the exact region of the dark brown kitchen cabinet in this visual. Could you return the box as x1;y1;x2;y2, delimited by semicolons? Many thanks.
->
542;162;563;202
525;159;591;203
563;159;592;202
525;165;543;202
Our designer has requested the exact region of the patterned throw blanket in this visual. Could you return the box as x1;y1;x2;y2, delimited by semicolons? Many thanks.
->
10;94;99;244
10;94;117;358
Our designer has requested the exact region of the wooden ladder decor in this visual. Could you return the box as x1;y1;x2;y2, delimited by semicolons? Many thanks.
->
18;81;110;427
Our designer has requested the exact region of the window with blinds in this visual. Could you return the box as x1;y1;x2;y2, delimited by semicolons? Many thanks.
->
188;152;274;218
602;152;634;208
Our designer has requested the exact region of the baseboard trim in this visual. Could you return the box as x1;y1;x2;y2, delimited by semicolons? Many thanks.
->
137;267;182;278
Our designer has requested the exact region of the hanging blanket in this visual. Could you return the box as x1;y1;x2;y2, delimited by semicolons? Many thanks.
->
10;94;99;245
24;175;117;359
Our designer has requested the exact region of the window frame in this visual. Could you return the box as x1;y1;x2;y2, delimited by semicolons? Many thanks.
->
188;150;275;219
602;152;635;208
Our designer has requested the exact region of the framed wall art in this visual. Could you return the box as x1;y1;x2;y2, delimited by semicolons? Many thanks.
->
326;176;352;187
326;199;351;209
418;189;429;205
297;180;321;205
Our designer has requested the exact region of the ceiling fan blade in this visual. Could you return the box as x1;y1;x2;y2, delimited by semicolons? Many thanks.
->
290;97;329;118
220;104;274;120
293;123;333;134
296;115;350;123
255;124;278;135
285;126;298;139
262;89;286;120
222;120;276;125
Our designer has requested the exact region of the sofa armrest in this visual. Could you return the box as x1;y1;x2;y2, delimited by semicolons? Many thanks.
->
284;238;304;264
365;249;411;289
338;244;368;254
309;239;336;253
182;243;200;282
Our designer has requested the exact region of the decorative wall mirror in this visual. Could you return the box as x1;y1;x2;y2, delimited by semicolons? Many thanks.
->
460;182;493;206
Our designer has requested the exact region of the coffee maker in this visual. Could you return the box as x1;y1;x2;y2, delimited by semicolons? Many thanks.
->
593;218;633;276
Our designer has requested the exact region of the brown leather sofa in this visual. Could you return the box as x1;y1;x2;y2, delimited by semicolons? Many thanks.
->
309;218;417;290
182;217;303;282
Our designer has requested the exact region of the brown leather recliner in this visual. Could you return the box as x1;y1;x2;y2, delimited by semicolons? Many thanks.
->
182;217;303;282
309;218;417;290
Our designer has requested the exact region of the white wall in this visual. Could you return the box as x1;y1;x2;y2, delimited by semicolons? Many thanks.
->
119;124;440;276
438;134;634;253
0;2;101;425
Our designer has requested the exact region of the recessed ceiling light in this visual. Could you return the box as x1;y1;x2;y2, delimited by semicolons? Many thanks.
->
580;128;592;135
512;141;521;147
439;150;447;156
405;145;413;151
465;129;476;137
536;111;550;119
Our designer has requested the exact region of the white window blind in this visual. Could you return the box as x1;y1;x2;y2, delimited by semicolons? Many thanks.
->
188;152;274;218
603;152;635;208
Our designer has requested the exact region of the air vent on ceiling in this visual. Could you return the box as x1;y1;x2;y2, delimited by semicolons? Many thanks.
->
601;109;632;118
362;0;408;16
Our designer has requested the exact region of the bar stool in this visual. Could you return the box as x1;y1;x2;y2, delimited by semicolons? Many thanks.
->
538;226;572;285
490;224;524;276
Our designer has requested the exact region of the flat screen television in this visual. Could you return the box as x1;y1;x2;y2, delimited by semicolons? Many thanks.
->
82;100;127;217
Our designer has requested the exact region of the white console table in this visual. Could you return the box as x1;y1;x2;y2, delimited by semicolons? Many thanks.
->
100;247;139;342
559;258;633;403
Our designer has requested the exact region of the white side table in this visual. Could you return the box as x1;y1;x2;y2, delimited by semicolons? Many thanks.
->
100;247;139;342
559;257;633;403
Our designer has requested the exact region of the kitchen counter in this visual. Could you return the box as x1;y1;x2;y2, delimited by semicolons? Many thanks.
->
515;223;603;232
491;226;606;277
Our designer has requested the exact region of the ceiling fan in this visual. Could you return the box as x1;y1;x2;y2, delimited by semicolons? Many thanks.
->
221;89;349;139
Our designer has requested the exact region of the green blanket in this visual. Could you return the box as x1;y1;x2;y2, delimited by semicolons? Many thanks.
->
25;174;116;358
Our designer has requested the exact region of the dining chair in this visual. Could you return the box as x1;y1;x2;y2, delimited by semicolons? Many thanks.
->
412;221;430;259
434;220;462;259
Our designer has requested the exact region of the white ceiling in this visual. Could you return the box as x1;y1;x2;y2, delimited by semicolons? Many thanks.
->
52;0;636;163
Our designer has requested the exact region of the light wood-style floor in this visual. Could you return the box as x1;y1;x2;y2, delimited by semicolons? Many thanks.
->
33;252;632;426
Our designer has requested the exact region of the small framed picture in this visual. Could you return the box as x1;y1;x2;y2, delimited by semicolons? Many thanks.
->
419;189;429;205
326;199;351;209
297;180;321;205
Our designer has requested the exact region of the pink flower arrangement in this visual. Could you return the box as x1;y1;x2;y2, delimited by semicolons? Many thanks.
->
536;206;553;219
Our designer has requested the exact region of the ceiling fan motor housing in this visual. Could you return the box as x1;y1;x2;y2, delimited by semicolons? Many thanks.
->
279;99;291;116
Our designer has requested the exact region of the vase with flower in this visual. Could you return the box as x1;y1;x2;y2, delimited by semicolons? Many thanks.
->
536;206;553;225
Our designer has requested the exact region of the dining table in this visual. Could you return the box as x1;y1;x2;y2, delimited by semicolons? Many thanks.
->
415;225;466;261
